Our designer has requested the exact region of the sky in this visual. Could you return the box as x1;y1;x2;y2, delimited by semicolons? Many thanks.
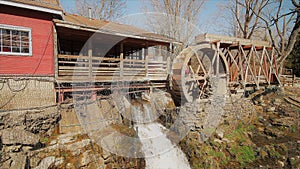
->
60;0;220;15
59;0;222;33
59;0;293;35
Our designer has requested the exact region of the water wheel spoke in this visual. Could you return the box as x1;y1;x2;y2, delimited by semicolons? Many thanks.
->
196;65;201;74
171;44;219;103
199;80;208;98
196;54;207;76
188;81;195;91
188;65;196;76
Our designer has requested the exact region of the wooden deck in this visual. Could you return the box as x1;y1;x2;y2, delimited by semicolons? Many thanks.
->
56;54;169;83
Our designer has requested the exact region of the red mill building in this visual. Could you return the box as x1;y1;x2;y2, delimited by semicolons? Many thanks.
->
0;0;176;112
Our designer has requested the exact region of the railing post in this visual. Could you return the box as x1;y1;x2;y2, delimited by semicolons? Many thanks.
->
145;55;149;78
144;44;149;78
167;44;172;75
120;42;124;79
88;41;93;81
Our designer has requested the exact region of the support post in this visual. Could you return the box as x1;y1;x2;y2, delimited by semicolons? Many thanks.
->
216;42;220;78
139;49;142;60
145;43;149;78
159;45;162;57
167;44;171;75
58;92;64;103
120;42;124;78
88;41;93;81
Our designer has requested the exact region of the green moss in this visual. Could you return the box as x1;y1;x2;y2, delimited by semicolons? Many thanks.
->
290;125;297;133
61;151;69;158
40;137;49;144
268;147;281;159
227;124;246;142
229;146;255;166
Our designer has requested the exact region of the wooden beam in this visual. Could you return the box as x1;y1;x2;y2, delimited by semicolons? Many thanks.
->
195;33;271;47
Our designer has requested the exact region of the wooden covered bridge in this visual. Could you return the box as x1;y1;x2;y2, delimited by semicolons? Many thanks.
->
171;34;281;103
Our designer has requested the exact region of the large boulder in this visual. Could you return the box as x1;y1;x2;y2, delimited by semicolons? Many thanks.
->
1;128;39;146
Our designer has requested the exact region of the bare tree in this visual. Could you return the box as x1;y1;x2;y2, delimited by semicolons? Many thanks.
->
218;0;270;39
75;0;126;21
219;0;299;65
143;0;206;49
248;0;300;65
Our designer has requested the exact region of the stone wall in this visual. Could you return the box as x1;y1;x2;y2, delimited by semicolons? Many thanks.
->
0;76;61;168
0;77;56;111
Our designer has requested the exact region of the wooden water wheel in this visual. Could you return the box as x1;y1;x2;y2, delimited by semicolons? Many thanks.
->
171;43;220;103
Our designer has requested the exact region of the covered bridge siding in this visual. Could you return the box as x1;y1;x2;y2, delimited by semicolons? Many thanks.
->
54;14;177;102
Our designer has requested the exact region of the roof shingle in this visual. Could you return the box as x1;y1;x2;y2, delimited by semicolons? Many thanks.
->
3;0;62;11
54;13;179;44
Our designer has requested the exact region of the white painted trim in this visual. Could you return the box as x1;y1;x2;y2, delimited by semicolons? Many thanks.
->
0;24;32;56
0;0;62;16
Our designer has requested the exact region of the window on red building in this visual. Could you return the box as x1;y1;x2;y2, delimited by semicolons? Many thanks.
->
0;24;32;56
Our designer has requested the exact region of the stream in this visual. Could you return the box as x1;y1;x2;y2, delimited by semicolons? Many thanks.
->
136;123;191;169
131;100;191;169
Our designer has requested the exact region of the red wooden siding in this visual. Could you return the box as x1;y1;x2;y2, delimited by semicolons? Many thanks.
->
0;6;54;76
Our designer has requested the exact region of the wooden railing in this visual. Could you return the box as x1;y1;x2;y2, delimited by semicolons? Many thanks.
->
56;54;168;82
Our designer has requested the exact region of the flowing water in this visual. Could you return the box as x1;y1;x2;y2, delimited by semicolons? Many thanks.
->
131;100;191;169
136;123;191;169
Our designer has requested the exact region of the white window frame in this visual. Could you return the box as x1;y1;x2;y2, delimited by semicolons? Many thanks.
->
0;24;32;56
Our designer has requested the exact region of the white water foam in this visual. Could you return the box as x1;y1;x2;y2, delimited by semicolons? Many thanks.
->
135;123;191;169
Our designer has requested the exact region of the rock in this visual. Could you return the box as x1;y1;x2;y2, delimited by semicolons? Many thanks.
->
270;117;295;127
278;160;284;167
289;156;300;168
48;143;59;150
260;149;268;159
1;128;39;146
222;138;231;144
24;106;59;134
66;163;76;169
58;135;75;145
0;111;25;129
267;107;276;112
34;156;55;169
141;93;151;102
22;146;33;152
65;139;91;156
54;157;64;167
3;153;27;169
81;150;91;167
213;139;223;144
3;145;22;153
102;149;111;160
257;126;265;132
49;139;57;146
263;127;282;137
215;129;224;139
274;98;281;105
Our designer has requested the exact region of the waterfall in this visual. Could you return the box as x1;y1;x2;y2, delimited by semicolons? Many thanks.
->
131;100;191;169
